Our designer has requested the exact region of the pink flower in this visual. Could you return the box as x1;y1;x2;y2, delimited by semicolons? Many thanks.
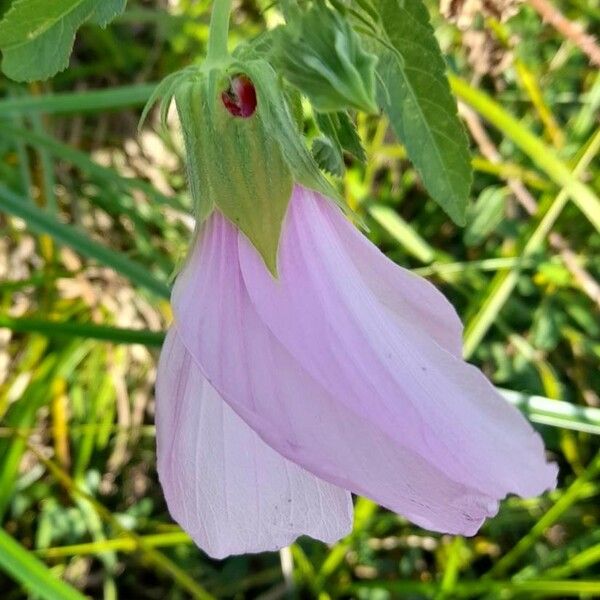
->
156;185;557;559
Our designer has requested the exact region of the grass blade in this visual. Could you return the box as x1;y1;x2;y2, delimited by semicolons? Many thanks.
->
30;447;215;600
0;184;171;299
0;527;87;600
451;75;600;234
0;123;187;212
0;83;156;115
368;204;437;263
487;451;600;577
501;389;600;435
0;315;166;346
462;129;600;357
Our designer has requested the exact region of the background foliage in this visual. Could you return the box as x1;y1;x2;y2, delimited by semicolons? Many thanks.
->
0;0;599;598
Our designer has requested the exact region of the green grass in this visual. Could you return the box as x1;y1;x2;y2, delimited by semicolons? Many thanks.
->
0;0;599;598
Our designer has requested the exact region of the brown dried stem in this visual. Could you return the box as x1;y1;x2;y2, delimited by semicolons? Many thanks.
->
529;0;600;67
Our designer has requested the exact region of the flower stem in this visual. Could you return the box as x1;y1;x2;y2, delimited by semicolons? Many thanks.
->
207;0;233;62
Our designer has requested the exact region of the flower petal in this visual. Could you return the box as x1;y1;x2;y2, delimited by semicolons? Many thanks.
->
237;186;557;504
322;199;463;356
156;327;353;559
172;210;516;536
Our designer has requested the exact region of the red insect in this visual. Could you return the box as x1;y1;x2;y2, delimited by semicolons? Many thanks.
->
221;74;257;117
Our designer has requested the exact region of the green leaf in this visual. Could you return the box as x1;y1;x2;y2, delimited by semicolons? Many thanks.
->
463;186;507;246
370;0;472;225
0;0;127;81
312;111;366;177
315;111;366;162
461;129;600;358
274;3;378;113
89;0;126;26
175;68;294;275
368;204;436;264
0;527;88;600
0;0;11;18
312;136;345;177
530;297;564;351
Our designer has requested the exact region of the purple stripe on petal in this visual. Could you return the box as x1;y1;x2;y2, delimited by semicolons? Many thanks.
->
156;327;353;559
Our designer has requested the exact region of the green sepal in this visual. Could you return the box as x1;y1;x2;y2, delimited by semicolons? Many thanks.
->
138;66;196;132
175;66;294;275
274;3;378;114
284;83;304;132
242;59;346;211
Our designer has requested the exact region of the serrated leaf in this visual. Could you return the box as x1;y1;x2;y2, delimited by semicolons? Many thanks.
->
0;0;127;81
312;136;345;177
175;68;294;275
315;111;366;162
89;0;126;26
274;3;378;113
371;0;472;225
311;110;366;177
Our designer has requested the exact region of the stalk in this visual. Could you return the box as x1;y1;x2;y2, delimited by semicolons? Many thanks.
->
206;0;233;62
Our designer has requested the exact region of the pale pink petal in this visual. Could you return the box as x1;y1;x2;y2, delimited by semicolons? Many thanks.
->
323;201;463;356
237;186;557;503
156;328;353;559
171;209;524;536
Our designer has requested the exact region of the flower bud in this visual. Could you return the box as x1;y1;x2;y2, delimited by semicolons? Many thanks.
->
175;66;292;274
